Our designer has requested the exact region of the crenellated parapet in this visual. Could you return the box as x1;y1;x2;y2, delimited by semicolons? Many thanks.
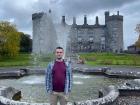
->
32;12;44;20
106;15;123;22
105;11;123;23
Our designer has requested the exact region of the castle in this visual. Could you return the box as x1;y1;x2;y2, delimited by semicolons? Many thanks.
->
67;11;123;53
32;11;123;55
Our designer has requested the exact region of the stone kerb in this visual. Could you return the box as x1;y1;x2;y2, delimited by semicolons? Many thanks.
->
20;68;45;75
105;70;140;79
118;79;140;96
72;67;110;75
0;85;119;105
0;96;49;105
72;66;140;79
74;85;119;105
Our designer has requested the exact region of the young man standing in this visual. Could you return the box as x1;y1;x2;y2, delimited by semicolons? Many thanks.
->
45;47;72;105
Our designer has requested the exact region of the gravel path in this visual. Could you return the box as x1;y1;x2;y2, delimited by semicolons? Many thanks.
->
113;96;140;105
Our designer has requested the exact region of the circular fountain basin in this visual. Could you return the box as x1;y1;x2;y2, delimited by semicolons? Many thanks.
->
0;73;127;103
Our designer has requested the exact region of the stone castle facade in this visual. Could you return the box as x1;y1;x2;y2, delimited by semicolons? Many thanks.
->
32;11;123;55
67;11;123;53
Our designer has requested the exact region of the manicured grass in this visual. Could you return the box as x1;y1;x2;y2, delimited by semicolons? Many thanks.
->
79;52;140;67
0;53;31;67
0;52;140;67
0;53;52;67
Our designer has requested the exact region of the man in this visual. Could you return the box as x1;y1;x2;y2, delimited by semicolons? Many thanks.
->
45;47;72;105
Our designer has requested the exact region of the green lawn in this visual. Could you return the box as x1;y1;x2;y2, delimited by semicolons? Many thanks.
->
79;52;140;67
0;52;140;67
0;53;51;67
0;53;32;67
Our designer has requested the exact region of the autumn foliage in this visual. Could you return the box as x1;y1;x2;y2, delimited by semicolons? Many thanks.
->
0;21;20;57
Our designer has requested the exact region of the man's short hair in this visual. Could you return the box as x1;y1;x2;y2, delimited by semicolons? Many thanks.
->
55;46;63;50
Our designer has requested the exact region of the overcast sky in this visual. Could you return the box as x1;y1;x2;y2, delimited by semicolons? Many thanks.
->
0;0;140;49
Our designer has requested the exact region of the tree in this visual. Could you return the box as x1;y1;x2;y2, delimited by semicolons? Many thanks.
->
135;35;140;48
135;24;140;34
135;24;140;48
19;32;32;52
0;21;20;57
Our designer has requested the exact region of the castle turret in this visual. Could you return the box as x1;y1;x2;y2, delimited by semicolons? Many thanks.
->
105;11;123;52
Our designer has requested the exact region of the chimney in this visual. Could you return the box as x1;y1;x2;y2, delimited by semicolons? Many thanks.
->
105;11;109;24
73;17;76;25
105;11;109;17
61;16;66;26
84;15;87;25
95;16;99;25
117;11;119;16
49;9;51;13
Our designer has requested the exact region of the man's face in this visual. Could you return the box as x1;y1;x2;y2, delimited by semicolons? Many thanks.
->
55;49;64;59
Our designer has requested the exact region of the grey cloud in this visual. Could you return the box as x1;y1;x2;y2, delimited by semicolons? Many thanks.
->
0;0;33;32
0;0;61;32
60;0;138;16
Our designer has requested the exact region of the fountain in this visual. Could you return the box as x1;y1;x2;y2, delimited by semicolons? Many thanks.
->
1;66;140;105
0;69;128;104
54;16;71;58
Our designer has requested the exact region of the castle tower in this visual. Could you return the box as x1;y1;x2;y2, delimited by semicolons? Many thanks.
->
105;11;123;52
32;11;57;55
105;11;109;25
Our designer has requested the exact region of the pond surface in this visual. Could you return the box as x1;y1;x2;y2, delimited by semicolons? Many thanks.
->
0;73;127;103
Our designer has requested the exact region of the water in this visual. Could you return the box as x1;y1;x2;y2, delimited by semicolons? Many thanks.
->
32;12;71;57
55;24;71;58
0;73;127;103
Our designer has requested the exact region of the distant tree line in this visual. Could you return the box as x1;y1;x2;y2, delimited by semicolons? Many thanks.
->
19;32;32;53
0;21;32;57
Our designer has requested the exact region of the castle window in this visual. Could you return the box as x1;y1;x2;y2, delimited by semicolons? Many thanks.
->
78;37;82;42
113;28;118;31
101;44;105;50
78;29;84;34
87;31;93;34
89;36;93;42
101;37;105;44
